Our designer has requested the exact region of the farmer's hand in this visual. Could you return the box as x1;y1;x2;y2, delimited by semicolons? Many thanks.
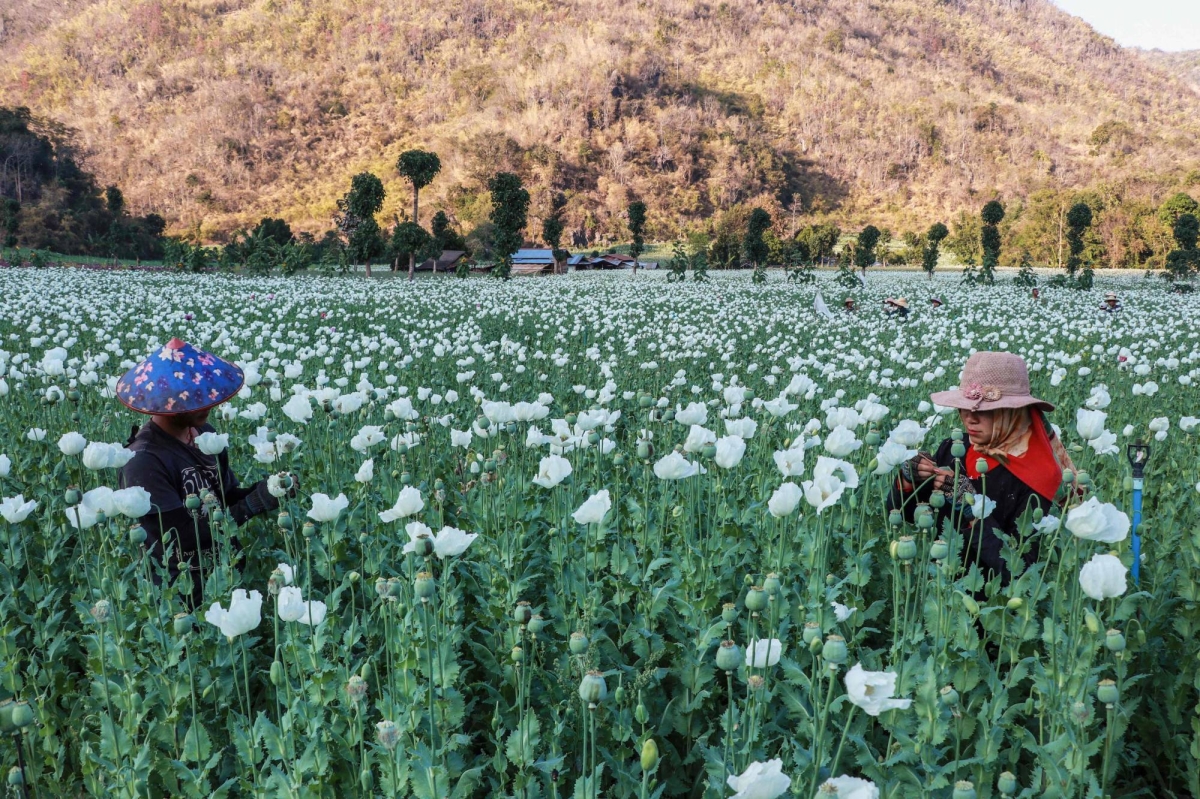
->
913;456;954;491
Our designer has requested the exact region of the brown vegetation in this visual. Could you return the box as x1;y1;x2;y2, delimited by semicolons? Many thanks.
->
2;0;1199;265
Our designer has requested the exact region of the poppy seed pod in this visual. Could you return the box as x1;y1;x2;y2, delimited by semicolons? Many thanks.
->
578;671;607;705
940;685;960;707
997;771;1017;796
476;415;491;430
1077;471;1091;487
569;631;590;655
745;587;768;612
513;601;532;625
510;646;524;664
747;675;765;692
887;509;903;527
173;613;194;636
951;441;967;458
929;491;946;509
952;781;977;799
821;635;847;665
64;487;81;505
715;640;742;672
638;394;653;409
527;614;546;635
90;599;111;623
401;470;413;485
763;573;781;596
376;720;400;750
185;493;202;510
414;572;435;601
1062;469;1075;485
865;428;881;446
302;521;317;538
640;738;658;771
1105;629;1126;653
663;409;675;422
930;539;949;560
975;458;989;475
412;535;434;558
1097;679;1119;706
896;536;917;561
701;443;716;460
802;622;822;645
612;452;625;467
636;441;652;459
11;701;34;728
7;767;23;787
277;511;293;530
721;603;738;625
128;524;147;545
375;578;389;600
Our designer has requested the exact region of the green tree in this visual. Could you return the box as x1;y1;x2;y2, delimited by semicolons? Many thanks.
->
1014;250;1038;287
1064;202;1093;288
334;172;386;275
745;208;771;283
667;240;688;282
430;210;468;258
627;200;647;275
1158;192;1199;228
797;223;840;263
390;221;436;275
854;225;881;270
542;212;566;275
979;200;1005;284
396;149;442;279
2;198;19;249
254;217;294;246
1164;212;1200;288
922;222;949;279
488;172;529;280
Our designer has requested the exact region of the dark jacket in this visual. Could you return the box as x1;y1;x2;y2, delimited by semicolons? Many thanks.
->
887;438;1053;581
119;421;276;596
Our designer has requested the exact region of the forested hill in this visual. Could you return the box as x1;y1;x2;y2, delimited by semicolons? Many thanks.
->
2;0;1199;262
1141;49;1200;92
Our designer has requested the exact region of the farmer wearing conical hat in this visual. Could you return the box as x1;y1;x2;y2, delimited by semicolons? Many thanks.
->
930;297;944;309
888;352;1077;582
884;297;910;318
1100;291;1122;313
843;297;858;312
117;338;289;606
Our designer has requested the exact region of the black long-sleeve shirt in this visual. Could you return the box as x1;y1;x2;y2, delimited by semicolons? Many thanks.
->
119;421;275;582
887;438;1053;581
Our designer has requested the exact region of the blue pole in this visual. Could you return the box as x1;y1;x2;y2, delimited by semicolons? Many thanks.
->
1131;478;1143;586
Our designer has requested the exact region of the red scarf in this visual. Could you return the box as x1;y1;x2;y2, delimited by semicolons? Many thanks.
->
966;413;1062;501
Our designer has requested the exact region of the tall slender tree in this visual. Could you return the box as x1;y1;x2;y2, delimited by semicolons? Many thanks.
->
488;172;530;280
542;213;566;275
922;222;948;280
1064;201;1093;288
627;200;647;276
745;208;772;283
396;149;442;280
980;200;1005;284
334;172;386;276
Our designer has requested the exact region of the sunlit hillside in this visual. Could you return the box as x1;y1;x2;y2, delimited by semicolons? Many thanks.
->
2;0;1199;254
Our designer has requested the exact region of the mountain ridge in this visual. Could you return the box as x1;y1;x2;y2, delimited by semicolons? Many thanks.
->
2;0;1199;259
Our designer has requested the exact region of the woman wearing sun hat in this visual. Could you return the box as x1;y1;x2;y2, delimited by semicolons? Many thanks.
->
888;351;1076;580
1100;292;1122;313
884;297;910;318
117;338;287;606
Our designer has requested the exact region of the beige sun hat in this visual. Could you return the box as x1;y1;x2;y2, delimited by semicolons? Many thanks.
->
930;351;1054;413
892;297;909;309
1104;292;1118;301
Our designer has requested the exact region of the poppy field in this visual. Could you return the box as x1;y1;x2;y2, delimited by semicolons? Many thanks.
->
0;268;1198;798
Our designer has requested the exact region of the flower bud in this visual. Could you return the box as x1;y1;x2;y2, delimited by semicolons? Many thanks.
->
376;720;400;750
959;592;979;615
128;524;147;545
90;599;111;623
513;601;532;625
173;613;194;636
997;771;1017;796
1085;610;1101;634
952;781;977;799
715;640;742;672
270;660;285;687
578;671;608;704
346;675;368;703
940;685;960;708
896;536;917;561
821;635;847;666
528;614;546;635
721;603;738;625
745;587;768;612
701;443;716;460
641;738;659;771
763;573;781;596
569;631;590;655
1006;597;1023;611
414;572;435;601
360;768;374;790
802;622;822;645
951;441;966;458
614;685;626;704
1097;679;1119;706
634;701;649;725
930;539;949;560
1105;629;1126;653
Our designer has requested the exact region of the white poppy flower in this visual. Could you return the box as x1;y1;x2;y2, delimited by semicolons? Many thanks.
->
683;424;716;453
652;451;701;480
822;775;880;799
1078;553;1127;601
824;426;863;458
206;589;263;638
282;394;313;424
767;482;803;518
726;759;791;799
714;435;746;469
355;459;374;484
572;490;612;525
1065;497;1130;543
195;432;229;455
307;493;349;523
0;495;38;524
58;431;87;456
379;487;425;522
844;663;912;716
745;638;783;668
831;602;856;622
433;525;478;558
532;454;573;488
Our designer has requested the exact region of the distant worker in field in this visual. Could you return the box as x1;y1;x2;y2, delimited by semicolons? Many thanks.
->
930;297;944;310
884;297;910;318
117;338;292;607
843;297;858;312
888;351;1076;582
1100;292;1123;313
1032;288;1046;304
